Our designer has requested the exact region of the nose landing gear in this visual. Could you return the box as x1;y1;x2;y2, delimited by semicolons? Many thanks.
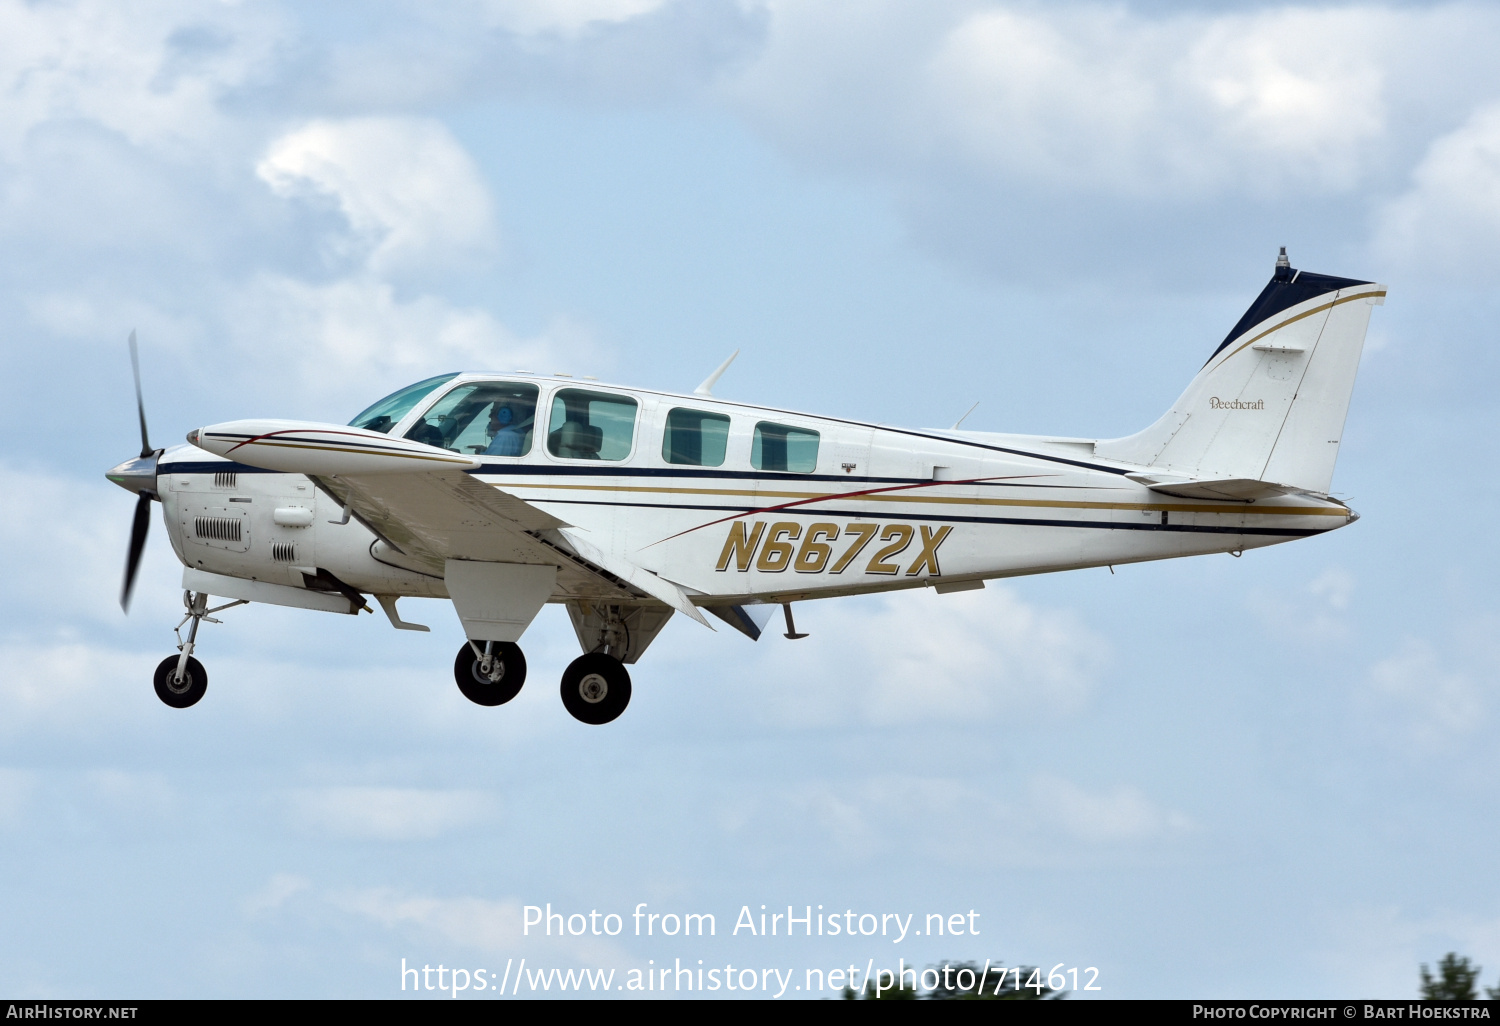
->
152;590;245;708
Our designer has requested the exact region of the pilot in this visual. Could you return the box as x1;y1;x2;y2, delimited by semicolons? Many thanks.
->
484;402;527;456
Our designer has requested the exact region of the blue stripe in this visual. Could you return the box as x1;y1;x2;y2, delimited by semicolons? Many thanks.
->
163;459;1112;491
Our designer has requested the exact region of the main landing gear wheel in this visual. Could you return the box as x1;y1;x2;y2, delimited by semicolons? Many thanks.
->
153;655;207;709
454;641;527;706
560;653;631;725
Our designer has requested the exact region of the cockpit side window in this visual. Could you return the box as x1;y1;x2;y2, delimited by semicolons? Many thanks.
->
547;388;638;461
752;421;819;473
348;373;459;435
663;408;730;467
403;381;541;456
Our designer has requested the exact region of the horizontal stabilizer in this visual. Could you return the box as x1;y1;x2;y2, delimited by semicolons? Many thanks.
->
1125;473;1293;501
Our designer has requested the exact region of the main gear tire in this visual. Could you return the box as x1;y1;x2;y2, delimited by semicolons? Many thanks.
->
559;653;632;725
453;641;527;706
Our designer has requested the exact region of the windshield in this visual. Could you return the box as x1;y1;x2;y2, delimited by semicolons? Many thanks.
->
347;373;459;434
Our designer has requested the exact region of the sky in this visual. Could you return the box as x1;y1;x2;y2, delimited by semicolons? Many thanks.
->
2;0;1499;1001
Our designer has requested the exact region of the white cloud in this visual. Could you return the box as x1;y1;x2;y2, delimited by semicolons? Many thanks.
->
476;0;676;37
0;640;154;732
1363;638;1489;750
925;5;1388;195
0;464;135;623
0;767;36;824
726;2;1497;200
223;274;603;412
87;769;176;818
1249;566;1355;643
723;770;1190;868
243;873;312;919
1374;101;1500;279
1308;567;1355;613
336;888;521;951
699;584;1106;727
0;0;283;160
257;118;496;276
244;118;611;411
286;786;495;841
1028;773;1191;844
333;886;629;965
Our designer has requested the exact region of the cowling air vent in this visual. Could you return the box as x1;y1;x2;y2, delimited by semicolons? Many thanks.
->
180;505;249;553
195;516;242;542
272;542;297;563
213;472;237;488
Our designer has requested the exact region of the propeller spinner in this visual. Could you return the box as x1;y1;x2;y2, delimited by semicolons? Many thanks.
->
105;330;162;611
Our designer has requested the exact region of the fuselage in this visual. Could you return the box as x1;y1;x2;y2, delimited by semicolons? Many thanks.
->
155;372;1355;608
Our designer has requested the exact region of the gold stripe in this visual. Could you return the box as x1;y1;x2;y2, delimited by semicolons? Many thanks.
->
491;480;1349;517
247;440;472;464
1212;289;1386;370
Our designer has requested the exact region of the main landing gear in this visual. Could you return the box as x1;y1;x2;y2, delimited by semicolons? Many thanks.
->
452;642;632;725
560;653;631;725
152;590;245;708
452;640;527;706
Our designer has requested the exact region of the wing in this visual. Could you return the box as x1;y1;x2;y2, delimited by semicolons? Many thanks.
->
192;419;711;626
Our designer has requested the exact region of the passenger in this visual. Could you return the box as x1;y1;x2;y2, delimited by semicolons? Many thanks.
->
484;402;527;456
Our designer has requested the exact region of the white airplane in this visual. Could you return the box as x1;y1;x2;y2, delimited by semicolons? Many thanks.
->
108;250;1384;723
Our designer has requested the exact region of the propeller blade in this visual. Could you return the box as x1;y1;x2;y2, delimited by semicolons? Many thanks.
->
121;491;152;612
128;329;152;458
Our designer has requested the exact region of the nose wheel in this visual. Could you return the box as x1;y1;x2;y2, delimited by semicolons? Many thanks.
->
560;653;631;725
453;640;527;706
153;655;207;708
151;590;245;709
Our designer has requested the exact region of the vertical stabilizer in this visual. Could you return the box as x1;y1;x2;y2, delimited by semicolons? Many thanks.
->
1095;253;1385;495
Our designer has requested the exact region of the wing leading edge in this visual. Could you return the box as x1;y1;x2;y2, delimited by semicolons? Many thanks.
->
192;418;711;632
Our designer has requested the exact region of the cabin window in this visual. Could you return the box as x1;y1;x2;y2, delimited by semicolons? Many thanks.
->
752;422;819;473
403;381;540;455
348;373;458;434
547;388;638;461
662;408;730;467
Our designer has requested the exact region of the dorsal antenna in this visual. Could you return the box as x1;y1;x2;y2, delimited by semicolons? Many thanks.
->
694;349;739;396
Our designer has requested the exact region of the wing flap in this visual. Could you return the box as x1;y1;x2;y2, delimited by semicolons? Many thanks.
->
324;470;568;563
321;471;712;629
556;529;712;628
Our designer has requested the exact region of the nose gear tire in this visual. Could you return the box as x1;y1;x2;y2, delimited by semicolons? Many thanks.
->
560;653;631;724
453;641;526;706
153;655;207;708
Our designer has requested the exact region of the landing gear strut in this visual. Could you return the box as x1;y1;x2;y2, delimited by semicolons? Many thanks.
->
560;653;631;725
453;640;527;706
153;590;244;708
